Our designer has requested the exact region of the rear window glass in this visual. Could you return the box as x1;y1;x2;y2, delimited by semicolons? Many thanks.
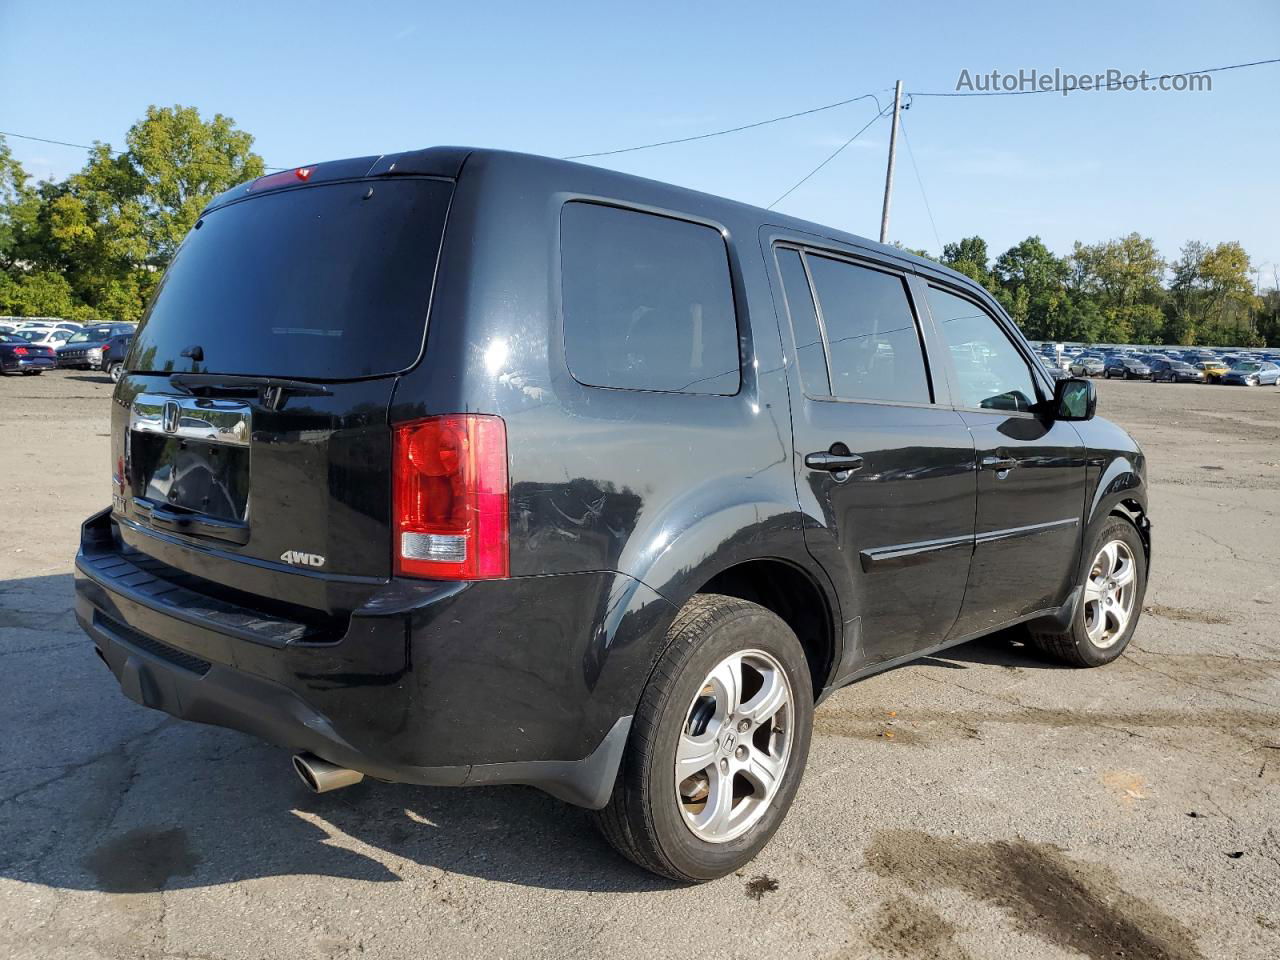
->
774;247;831;395
806;255;931;404
560;202;740;395
130;179;453;379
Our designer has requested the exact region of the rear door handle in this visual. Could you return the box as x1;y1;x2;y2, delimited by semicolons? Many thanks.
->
805;451;865;473
981;455;1018;472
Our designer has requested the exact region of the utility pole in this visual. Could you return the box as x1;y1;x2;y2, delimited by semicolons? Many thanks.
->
879;79;903;244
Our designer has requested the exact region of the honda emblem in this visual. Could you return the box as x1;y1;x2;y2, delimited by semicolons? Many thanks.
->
162;400;180;434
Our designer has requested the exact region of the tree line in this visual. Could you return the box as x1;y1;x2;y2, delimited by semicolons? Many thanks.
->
903;234;1277;347
1;105;1276;347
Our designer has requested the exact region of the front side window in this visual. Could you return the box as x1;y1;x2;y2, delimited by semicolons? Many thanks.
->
560;202;740;395
926;286;1039;412
805;254;931;404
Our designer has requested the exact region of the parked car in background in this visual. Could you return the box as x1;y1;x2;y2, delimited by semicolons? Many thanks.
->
1148;359;1205;383
1221;361;1280;386
56;323;137;370
74;146;1151;883
15;320;81;334
1069;356;1104;377
0;332;56;375
16;327;75;349
1190;359;1230;382
103;333;134;382
1104;357;1152;379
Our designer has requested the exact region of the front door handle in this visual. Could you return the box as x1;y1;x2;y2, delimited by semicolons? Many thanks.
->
981;455;1018;473
805;451;865;473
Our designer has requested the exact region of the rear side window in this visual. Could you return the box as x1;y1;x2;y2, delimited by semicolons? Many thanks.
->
561;202;740;395
130;179;453;380
774;248;831;395
805;255;931;404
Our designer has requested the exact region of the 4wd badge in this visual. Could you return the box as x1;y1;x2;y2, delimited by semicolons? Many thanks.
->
280;550;326;568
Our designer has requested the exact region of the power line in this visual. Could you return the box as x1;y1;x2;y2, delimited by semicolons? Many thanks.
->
0;129;287;171
767;106;890;210
908;56;1280;98
560;92;885;160
899;117;942;252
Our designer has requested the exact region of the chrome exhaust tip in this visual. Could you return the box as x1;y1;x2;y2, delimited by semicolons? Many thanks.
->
292;753;364;793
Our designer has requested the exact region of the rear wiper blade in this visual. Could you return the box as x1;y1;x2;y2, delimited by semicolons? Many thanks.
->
168;373;333;408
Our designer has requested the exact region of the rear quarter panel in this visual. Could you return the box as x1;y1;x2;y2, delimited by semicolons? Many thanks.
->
388;152;839;719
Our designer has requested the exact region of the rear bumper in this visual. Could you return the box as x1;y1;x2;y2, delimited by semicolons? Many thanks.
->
74;509;653;808
2;356;54;372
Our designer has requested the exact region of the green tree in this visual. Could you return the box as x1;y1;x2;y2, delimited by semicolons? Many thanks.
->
1170;241;1260;345
940;236;994;289
125;105;264;263
0;138;42;271
992;236;1067;338
1070;233;1164;310
0;106;262;322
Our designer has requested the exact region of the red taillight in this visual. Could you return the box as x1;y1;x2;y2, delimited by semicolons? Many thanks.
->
392;415;509;580
13;347;27;355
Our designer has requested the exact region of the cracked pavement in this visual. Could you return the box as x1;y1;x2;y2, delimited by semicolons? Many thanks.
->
1;371;1277;960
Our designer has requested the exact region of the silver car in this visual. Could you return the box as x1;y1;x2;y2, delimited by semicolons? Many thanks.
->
1070;356;1105;377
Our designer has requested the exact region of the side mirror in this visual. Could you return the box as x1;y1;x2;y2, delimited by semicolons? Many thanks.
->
1053;377;1096;421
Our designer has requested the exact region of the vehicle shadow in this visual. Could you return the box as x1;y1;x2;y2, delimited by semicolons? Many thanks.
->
918;628;1071;671
0;573;673;896
64;374;112;384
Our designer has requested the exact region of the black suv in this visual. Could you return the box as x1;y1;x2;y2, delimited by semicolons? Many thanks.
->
75;148;1151;882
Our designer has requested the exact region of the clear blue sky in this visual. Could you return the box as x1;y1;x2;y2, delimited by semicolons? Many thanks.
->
3;0;1277;282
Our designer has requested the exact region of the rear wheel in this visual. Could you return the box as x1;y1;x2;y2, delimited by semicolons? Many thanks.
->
594;594;813;882
108;362;123;383
1029;516;1146;667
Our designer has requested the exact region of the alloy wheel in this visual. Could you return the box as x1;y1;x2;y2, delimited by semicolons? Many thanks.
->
675;649;793;843
1082;540;1137;649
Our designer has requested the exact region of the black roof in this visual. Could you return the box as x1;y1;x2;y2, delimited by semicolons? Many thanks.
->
205;146;975;290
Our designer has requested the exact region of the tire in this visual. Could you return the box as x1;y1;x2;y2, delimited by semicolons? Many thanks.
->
108;362;123;384
1029;516;1146;667
594;594;814;882
1150;373;1158;382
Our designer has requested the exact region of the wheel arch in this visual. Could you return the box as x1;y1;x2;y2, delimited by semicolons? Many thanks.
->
697;557;837;701
616;500;843;703
1088;457;1150;568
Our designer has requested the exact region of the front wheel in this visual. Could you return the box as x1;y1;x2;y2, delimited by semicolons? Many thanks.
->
594;594;813;882
1029;516;1146;667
